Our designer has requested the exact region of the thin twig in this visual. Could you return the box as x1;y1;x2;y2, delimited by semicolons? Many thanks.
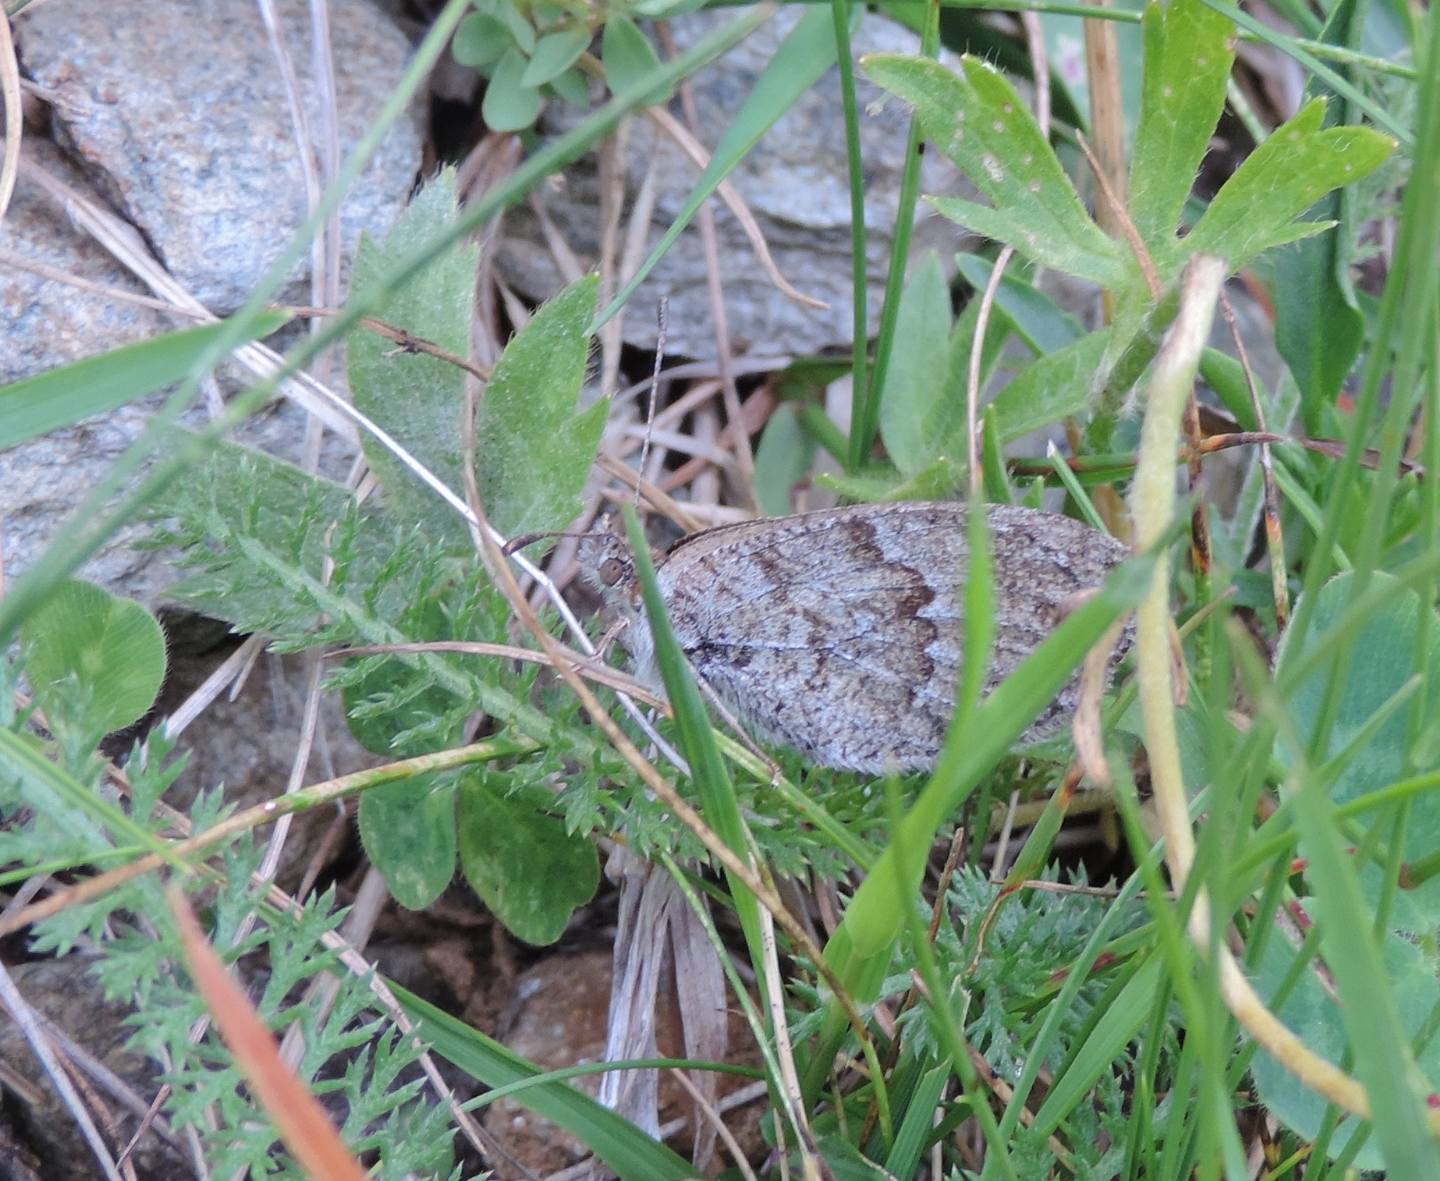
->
668;1068;759;1181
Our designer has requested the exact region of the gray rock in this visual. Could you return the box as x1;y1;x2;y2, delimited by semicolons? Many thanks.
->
494;8;962;360
0;143;357;603
0;140;172;386
16;0;423;313
1;140;187;601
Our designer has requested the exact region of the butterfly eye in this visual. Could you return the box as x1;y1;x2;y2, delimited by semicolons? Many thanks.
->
598;557;627;587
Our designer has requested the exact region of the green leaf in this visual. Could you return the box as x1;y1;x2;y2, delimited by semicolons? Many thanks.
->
753;403;816;517
483;46;545;131
546;65;591;106
622;504;768;970
1031;953;1164;1135
472;275;605;538
863;53;1126;287
1271;0;1367;433
0;313;290;451
990;330;1111;443
521;27;592;87
21;580;167;741
1275;572;1440;809
879;253;953;477
593;5;838;329
349;170;478;545
491;0;535;55
342;648;468;757
1251;899;1440;1169
457;771;598;945
360;774;459;911
1273;196;1364;433
1127;0;1235;259
452;11;513;70
601;14;669;102
954;253;1083;354
1275;572;1440;921
1184;98;1395;269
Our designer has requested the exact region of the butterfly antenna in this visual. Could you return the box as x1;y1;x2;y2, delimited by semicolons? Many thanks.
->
635;297;667;507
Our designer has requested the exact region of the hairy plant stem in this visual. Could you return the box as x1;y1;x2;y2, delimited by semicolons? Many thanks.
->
1128;254;1417;1131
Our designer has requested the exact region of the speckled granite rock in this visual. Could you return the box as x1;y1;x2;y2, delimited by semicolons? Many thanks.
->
493;8;964;360
16;0;423;313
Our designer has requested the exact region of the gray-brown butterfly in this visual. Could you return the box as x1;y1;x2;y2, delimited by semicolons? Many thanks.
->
578;501;1131;773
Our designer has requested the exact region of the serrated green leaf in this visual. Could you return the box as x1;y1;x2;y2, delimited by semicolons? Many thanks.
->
22;580;167;741
1127;0;1235;259
457;772;598;945
601;14;669;102
483;46;545;131
864;53;1125;286
1185;99;1395;269
452;11;513;70
342;645;468;758
360;774;459;911
0;313;290;451
472;276;604;537
349;170;478;546
521;27;592;88
879;253;953;477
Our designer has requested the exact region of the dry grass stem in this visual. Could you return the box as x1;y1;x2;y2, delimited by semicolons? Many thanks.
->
1131;254;1404;1131
1076;131;1160;297
0;16;21;223
0;957;125;1181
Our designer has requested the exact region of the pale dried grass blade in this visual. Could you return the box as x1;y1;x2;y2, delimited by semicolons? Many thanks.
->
0;12;22;223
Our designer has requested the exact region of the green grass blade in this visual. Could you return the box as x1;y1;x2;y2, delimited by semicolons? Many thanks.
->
0;313;289;450
396;985;701;1181
620;506;766;968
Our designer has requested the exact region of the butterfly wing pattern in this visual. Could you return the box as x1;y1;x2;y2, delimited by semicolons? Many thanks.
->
581;502;1130;773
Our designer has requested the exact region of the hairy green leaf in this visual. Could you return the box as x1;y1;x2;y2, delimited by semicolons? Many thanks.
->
864;54;1126;286
22;581;167;742
473;275;605;538
1185;99;1395;269
1127;0;1235;259
349;170;479;545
